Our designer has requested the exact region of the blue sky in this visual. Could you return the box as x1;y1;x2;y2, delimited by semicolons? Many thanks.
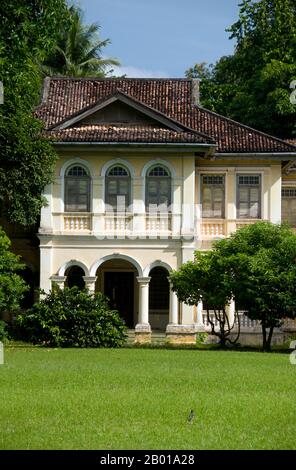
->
78;0;241;78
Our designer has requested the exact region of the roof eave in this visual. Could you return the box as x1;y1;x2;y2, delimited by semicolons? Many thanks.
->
214;152;296;161
52;141;216;155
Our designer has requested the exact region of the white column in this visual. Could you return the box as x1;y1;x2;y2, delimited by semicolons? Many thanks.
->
39;184;53;233
168;280;178;325
83;276;97;294
181;241;195;324
50;275;66;290
136;277;151;326
197;300;204;326
226;298;235;327
39;239;52;294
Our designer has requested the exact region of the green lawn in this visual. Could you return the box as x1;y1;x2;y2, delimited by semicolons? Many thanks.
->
0;346;295;450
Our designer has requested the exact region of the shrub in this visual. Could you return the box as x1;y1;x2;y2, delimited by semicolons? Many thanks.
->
0;320;8;341
15;287;127;347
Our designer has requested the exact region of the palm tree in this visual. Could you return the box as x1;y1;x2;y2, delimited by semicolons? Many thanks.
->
43;6;120;77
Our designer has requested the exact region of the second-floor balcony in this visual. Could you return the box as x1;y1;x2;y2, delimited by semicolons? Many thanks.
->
51;211;174;237
47;211;261;240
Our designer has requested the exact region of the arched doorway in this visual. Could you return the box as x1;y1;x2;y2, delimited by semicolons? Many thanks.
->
95;259;137;328
149;267;169;330
65;266;85;289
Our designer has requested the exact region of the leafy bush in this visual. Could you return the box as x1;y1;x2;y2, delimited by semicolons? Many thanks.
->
196;332;208;344
0;320;8;341
15;287;127;347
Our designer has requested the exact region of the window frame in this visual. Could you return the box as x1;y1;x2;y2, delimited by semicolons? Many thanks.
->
201;174;225;219
145;165;172;211
105;165;131;212
236;174;262;219
281;187;296;227
64;165;91;213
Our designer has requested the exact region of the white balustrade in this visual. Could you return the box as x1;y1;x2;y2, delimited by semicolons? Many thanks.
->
201;219;226;238
146;214;172;233
64;214;91;231
104;214;133;232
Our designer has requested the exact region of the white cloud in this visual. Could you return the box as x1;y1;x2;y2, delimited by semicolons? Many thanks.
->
110;65;169;78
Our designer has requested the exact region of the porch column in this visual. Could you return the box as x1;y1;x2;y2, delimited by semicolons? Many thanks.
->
135;277;151;344
168;280;178;325
226;298;235;327
50;275;66;290
83;276;97;294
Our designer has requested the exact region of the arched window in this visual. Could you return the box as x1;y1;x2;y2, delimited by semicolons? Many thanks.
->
146;165;171;210
65;165;90;212
105;165;131;211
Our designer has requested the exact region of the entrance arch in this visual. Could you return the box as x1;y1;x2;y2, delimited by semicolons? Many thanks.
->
94;255;142;328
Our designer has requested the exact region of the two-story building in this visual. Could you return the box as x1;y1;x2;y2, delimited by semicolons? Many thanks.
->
17;77;296;344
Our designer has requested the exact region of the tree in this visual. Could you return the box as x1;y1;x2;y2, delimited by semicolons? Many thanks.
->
215;222;296;351
43;6;120;77
0;0;70;226
0;227;28;315
169;251;240;348
186;0;296;138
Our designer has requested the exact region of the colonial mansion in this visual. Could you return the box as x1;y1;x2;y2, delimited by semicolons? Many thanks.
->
4;77;296;344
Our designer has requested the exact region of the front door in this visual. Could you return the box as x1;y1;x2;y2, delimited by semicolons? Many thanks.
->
104;272;134;327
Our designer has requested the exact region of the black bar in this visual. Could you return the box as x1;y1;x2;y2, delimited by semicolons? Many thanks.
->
0;450;295;467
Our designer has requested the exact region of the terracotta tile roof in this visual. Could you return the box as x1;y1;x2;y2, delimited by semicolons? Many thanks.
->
48;124;210;143
36;77;296;153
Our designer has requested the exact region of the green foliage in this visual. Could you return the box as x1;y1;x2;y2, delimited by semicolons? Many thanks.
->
170;222;296;351
196;332;208;344
15;287;127;347
43;6;120;77
186;0;296;138
170;251;239;347
0;0;69;225
0;226;28;314
217;222;296;351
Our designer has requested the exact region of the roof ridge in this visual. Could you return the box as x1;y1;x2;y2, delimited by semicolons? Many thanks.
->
46;76;192;82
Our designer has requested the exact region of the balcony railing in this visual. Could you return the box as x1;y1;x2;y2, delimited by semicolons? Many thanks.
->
200;219;226;238
50;213;262;238
146;213;172;233
64;213;92;231
200;219;262;239
104;213;133;233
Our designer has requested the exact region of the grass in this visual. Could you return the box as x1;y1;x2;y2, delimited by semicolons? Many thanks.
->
1;346;296;450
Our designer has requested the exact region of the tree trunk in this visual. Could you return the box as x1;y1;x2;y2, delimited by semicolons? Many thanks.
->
262;324;267;352
262;324;274;352
266;326;274;352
